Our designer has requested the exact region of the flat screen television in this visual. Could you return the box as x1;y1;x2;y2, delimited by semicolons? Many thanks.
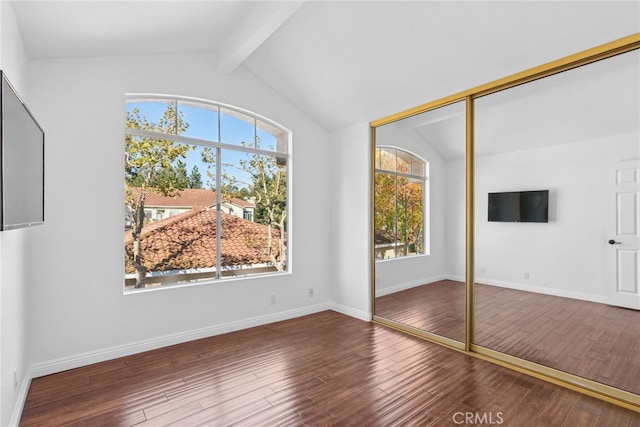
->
488;190;548;223
1;71;45;230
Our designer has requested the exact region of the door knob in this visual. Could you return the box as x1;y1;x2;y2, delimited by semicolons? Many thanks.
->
608;239;621;245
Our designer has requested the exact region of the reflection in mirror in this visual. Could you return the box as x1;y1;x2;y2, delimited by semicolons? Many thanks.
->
374;101;466;343
473;50;640;394
375;147;426;259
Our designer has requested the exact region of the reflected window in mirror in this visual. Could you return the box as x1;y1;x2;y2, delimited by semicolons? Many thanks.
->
375;146;427;260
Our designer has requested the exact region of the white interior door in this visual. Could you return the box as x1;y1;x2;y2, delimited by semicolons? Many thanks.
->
606;160;640;310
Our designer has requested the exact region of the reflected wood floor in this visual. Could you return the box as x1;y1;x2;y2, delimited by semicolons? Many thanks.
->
376;280;467;342
375;280;640;395
20;311;639;426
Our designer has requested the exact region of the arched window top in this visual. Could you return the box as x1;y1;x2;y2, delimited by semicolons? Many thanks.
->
125;94;290;156
375;146;426;178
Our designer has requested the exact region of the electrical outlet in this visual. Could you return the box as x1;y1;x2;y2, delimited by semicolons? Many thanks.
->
524;272;530;279
480;266;486;273
270;294;277;305
308;288;315;298
14;370;18;390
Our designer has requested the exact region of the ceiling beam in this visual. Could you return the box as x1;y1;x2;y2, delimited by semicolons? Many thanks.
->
218;1;304;74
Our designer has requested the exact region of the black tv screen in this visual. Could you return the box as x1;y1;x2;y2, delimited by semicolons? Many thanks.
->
488;190;548;223
1;71;45;230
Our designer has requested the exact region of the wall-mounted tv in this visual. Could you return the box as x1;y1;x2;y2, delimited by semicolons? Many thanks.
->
1;71;45;230
488;190;549;223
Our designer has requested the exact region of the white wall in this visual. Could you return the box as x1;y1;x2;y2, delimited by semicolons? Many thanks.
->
373;122;449;295
25;52;333;374
0;2;31;425
446;132;639;301
445;153;466;279
328;124;371;320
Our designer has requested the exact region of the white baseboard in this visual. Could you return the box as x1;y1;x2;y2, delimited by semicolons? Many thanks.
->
476;277;607;304
446;274;464;283
330;302;372;322
384;272;615;306
29;302;333;379
8;370;32;427
375;274;448;297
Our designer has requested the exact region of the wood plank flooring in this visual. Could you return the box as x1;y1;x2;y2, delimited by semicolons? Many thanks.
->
375;280;466;342
375;280;640;395
20;310;639;426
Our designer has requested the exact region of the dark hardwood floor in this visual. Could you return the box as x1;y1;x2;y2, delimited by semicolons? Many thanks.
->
375;280;466;342
20;310;639;426
375;280;640;395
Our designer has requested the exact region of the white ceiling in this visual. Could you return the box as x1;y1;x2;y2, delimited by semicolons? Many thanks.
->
13;1;252;58
10;1;640;132
387;49;640;160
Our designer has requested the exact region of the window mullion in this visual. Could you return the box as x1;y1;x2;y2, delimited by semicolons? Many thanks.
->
125;127;286;159
254;117;258;149
173;100;178;135
394;175;398;258
375;168;423;181
215;109;222;280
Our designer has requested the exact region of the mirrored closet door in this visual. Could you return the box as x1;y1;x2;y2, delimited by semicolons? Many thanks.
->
473;49;640;395
371;34;640;409
374;101;466;344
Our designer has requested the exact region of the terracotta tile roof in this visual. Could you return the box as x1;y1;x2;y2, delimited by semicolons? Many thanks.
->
225;197;255;208
127;187;215;207
127;187;255;208
124;208;282;273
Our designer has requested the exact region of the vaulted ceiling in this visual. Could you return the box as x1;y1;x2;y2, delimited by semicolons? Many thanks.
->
11;1;640;132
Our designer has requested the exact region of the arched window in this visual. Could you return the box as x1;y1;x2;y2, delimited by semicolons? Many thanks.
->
374;146;427;260
124;95;290;290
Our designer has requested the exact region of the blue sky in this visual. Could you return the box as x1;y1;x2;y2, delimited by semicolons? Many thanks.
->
126;101;278;192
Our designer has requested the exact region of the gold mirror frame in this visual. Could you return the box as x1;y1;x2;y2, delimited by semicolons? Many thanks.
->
370;33;640;411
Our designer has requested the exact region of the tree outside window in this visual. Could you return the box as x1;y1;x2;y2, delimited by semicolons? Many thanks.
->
374;147;426;260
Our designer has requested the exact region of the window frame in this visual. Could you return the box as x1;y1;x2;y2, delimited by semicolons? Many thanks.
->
124;94;292;292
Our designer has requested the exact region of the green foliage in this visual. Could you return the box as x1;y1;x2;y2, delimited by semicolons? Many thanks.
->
125;105;191;197
375;172;424;257
245;155;287;229
188;165;203;189
174;160;190;188
241;153;287;269
374;173;396;233
375;146;424;256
